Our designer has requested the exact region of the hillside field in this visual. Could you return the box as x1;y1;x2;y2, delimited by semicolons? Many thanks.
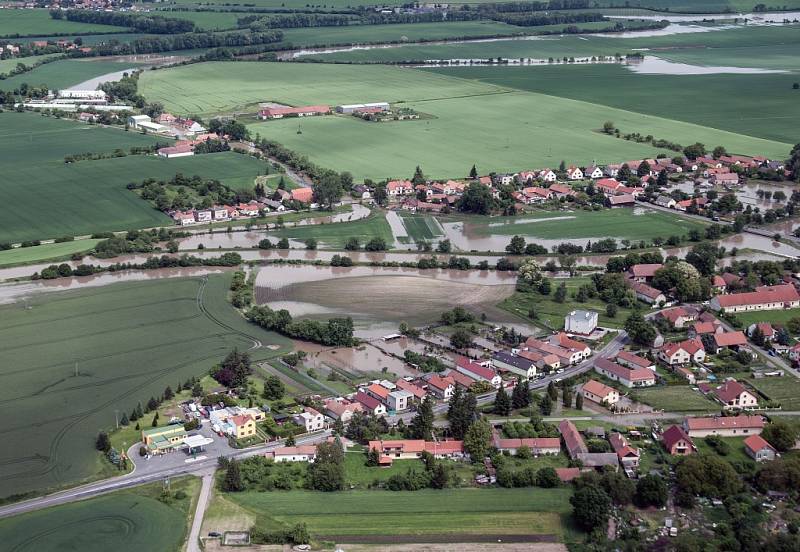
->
0;275;289;500
229;488;577;541
0;9;129;37
0;113;275;242
140;62;789;180
0;59;147;92
0;478;197;552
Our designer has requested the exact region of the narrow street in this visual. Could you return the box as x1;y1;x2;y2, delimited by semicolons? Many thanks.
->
186;470;215;552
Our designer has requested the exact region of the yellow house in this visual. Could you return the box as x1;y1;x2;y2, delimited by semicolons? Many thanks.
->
141;424;188;453
231;415;256;439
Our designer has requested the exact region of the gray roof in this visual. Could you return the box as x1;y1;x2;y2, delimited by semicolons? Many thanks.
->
492;351;534;370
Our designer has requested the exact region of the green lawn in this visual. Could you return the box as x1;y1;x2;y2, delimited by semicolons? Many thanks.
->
154;9;241;30
0;240;101;267
139;62;790;180
499;277;634;329
228;487;575;539
0;8;130;36
466;208;707;241
0;275;290;500
269;210;394;249
733;308;800;328
746;376;800;410
633;385;720;413
0;477;197;552
693;436;756;467
0;113;275;242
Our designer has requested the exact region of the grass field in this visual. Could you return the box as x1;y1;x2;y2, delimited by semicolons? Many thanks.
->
0;275;290;500
466;208;707;241
0;9;130;37
746;376;800;410
269;210;394;248
498;277;634;329
633;385;720;413
0;59;147;92
0;477;198;552
0;53;61;74
0;240;101;267
154;9;241;30
140;62;791;180
733;307;800;327
431;63;800;145
398;212;445;242
281;21;526;47
0;112;275;242
228;488;576;540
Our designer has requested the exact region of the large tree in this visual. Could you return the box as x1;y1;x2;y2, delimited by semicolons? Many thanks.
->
212;349;252;388
447;386;477;440
307;440;345;491
761;421;799;452
463;418;492;461
409;396;435;440
570;485;611;531
635;474;668;507
457;182;494;215
312;171;343;210
493;386;512;416
262;375;285;400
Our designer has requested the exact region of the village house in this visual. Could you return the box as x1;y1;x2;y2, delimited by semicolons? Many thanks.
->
386;179;414;196
676;366;696;384
559;420;588;459
517;349;561;373
230;415;257;439
294;407;325;433
747;322;777;341
655;195;676;209
549;183;576;198
604;164;621;177
564;310;598;336
290;187;314;204
454;357;501;388
683;415;764;438
394;378;427;401
268;445;318;463
196;209;212;223
387;390;412;412
584;165;604;179
709;284;800;313
595;178;623;196
172;210;197;226
711;172;739;186
659;306;696;329
658;338;706;366
594;358;656;388
630;281;667;305
365;382;392;405
323;399;363;423
609;432;640;470
662;425;694;456
368;440;465;463
550;333;591;360
354;391;387;416
711;331;749;353
689;320;724;338
445;369;478;390
523;337;582;365
581;379;620;405
712;380;759;410
566;166;583;180
539;169;558;182
492;351;537;380
423;374;454;400
157;143;194;159
211;205;229;220
615;351;655;372
627;264;663;283
743;434;776;462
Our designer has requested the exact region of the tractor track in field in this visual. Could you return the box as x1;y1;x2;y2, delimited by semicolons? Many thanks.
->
195;276;262;351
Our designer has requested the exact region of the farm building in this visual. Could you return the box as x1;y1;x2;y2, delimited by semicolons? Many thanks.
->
337;102;390;114
158;143;194;158
683;415;764;438
709;284;800;313
743;435;776;462
258;105;330;119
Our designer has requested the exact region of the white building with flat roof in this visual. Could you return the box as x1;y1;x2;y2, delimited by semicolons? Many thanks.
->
565;310;598;336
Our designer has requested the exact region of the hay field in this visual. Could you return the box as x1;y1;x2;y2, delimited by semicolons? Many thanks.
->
0;9;129;37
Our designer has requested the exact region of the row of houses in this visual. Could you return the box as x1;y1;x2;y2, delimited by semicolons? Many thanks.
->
170;187;314;226
492;333;593;380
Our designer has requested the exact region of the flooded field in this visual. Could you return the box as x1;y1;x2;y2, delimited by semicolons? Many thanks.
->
625;55;785;74
254;264;522;338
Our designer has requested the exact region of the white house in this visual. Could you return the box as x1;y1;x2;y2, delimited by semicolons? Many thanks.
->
564;310;598;336
294;407;325;432
566;166;583;180
269;445;317;462
658;339;706;366
387;390;412;412
581;379;619;405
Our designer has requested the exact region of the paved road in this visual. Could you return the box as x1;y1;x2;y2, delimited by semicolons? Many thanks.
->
187;470;215;552
0;431;330;521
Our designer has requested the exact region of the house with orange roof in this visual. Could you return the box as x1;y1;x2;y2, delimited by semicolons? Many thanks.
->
550;333;591;359
658;338;706;366
268;445;318;462
394;378;427;401
658;306;697;329
594;358;655;388
747;322;777;341
609;432;639;469
626;263;663;283
662;425;694;456
230;414;257;439
709;284;800;313
558;420;588;459
743;434;776;462
424;374;454;400
713;380;758;410
711;331;749;353
630;281;667;305
615;351;655;372
454;357;501;388
291;187;314;204
684;414;764;437
324;399;363;423
581;379;620;405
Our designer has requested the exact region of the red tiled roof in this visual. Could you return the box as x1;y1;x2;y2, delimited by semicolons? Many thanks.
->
455;357;498;381
583;379;616;398
630;281;664;300
713;331;748;348
609;432;639;458
425;374;453;392
685;415;764;431
230;414;253;427
660;306;692;324
715;284;799;308
495;437;561;451
395;379;426;399
355;391;383;410
596;178;621;189
662;425;693;451
714;380;749;403
554;333;589;352
291;187;314;203
273;445;317;456
629;264;663;278
369;439;425;453
555;467;581;482
425;440;463;454
743;434;774;454
595;358;655;383
616;351;653;369
446;369;477;389
558;420;587;457
366;383;390;399
691;321;718;335
608;194;635;205
661;338;704;358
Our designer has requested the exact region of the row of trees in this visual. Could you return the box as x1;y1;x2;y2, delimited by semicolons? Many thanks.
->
246;305;356;347
53;10;196;33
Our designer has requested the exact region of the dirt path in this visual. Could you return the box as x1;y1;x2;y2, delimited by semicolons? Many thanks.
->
187;470;215;552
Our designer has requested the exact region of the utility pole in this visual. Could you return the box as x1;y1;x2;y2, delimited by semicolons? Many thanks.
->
114;410;119;429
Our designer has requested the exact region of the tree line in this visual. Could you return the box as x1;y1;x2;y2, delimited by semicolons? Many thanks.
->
69;30;283;57
246;304;355;347
51;9;196;34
